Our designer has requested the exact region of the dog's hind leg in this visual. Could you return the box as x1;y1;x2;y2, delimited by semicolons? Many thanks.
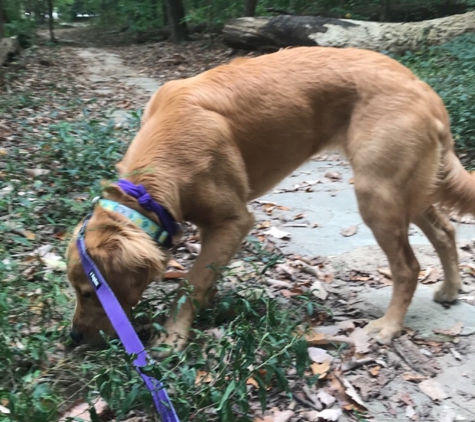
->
156;206;255;354
413;206;461;303
354;178;420;344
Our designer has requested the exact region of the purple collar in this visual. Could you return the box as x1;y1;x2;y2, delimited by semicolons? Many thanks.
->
117;179;179;248
76;214;180;422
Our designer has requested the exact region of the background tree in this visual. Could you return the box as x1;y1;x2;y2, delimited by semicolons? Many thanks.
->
165;0;188;43
47;0;56;42
0;0;4;39
244;0;258;17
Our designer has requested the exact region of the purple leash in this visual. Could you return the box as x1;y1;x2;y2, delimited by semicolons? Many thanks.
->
76;214;180;422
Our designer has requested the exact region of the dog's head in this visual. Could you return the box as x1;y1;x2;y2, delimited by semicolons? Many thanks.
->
66;187;170;345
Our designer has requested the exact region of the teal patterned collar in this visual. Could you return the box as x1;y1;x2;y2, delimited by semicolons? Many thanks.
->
98;199;171;246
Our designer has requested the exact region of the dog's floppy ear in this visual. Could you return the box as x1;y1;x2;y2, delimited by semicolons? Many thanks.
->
86;213;169;306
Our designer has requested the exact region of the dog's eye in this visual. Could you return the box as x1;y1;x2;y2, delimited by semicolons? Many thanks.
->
82;291;93;299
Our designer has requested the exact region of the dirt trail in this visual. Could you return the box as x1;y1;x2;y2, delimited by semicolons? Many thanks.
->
71;44;475;421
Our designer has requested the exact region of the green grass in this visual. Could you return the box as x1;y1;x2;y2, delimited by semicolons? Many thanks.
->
2;34;475;421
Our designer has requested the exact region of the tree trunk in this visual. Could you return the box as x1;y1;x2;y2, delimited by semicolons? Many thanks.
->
165;0;188;44
0;0;4;39
47;0;56;42
222;12;475;53
244;0;258;17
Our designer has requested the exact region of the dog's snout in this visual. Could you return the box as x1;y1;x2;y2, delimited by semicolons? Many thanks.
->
70;328;83;344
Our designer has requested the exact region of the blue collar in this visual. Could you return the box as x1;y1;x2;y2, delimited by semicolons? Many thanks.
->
98;199;172;247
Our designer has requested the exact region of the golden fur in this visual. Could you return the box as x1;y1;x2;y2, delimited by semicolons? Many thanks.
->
66;46;473;351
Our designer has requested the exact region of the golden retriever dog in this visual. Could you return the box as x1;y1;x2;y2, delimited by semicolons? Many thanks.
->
66;46;473;353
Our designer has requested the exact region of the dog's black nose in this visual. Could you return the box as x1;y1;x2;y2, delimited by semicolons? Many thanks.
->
70;329;83;344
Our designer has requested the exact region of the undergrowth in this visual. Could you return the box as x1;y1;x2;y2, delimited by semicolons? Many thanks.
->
399;33;475;158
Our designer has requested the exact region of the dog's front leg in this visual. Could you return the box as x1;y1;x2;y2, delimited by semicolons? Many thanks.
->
153;210;255;354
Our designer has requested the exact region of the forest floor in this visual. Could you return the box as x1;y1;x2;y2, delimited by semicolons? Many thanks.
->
2;26;475;422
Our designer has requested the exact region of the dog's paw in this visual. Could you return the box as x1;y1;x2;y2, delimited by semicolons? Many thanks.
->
433;284;459;303
365;317;402;345
149;331;188;358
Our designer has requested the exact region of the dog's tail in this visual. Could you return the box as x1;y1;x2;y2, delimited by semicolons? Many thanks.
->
437;130;475;216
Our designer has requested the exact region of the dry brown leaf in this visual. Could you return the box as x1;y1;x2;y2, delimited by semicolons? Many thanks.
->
433;321;464;336
348;177;354;184
311;360;331;376
293;213;305;220
419;379;447;401
308;347;333;364
340;225;358;237
256;221;271;229
168;259;185;270
311;280;328;301
369;366;381;377
422;267;441;284
341;376;367;408
164;270;187;280
402;372;427;382
324;171;342;181
349;327;371;354
246;377;259;388
195;370;213;385
0;147;8;156
377;267;392;279
22;230;36;240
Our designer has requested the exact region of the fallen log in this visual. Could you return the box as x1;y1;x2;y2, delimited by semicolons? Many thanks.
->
222;12;475;52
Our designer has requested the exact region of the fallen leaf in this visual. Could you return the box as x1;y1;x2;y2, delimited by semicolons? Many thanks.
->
311;360;331;376
185;242;201;254
348;177;354;184
0;404;10;414
406;405;416;419
195;370;213;385
272;410;294;422
25;168;51;177
256;221;271;229
341;376;367;408
308;347;333;363
164;270;187;280
324;172;342;181
317;389;336;407
377;267;392;279
305;408;342;421
311;280;328;301
419;379;447;401
246;377;259;388
433;321;464;336
168;259;185;270
402;372;427;382
293;213;305;220
369;366;381;377
340;225;358;237
264;226;291;240
349;327;371;354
